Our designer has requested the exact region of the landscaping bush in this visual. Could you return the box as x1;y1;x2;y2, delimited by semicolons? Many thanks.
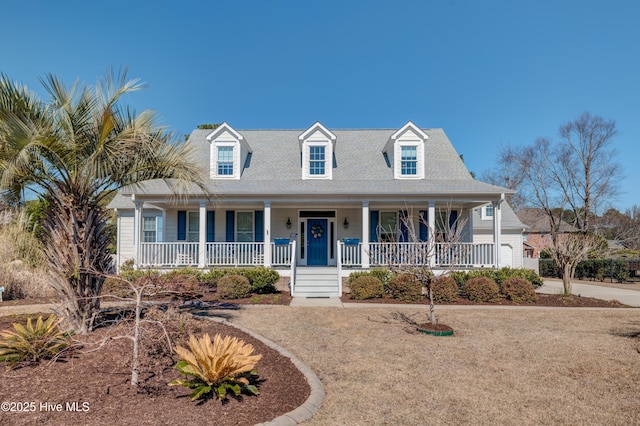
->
161;273;202;299
451;267;544;289
430;276;459;303
389;274;423;302
241;267;279;294
499;277;537;303
201;268;279;293
102;276;135;298
349;276;384;300
463;276;500;302
540;258;630;282
0;315;72;366
348;269;395;294
217;275;251;299
169;333;262;401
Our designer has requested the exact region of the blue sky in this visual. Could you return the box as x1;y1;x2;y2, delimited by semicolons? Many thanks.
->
1;0;638;211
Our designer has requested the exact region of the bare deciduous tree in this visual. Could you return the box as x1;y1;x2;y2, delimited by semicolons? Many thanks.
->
498;112;621;294
373;206;468;323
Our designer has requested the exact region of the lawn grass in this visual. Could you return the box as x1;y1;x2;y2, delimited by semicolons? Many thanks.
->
228;306;640;425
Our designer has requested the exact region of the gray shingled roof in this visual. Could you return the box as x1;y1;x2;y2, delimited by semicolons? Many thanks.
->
116;127;513;198
471;203;527;230
516;208;577;233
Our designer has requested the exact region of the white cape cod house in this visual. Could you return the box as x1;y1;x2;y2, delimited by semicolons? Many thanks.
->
108;121;526;296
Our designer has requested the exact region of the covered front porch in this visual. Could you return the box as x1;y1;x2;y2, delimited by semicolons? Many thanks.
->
123;198;505;271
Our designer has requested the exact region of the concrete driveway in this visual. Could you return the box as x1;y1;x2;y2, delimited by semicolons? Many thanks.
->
537;279;640;307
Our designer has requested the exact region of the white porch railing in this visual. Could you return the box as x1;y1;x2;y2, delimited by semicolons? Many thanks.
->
139;242;200;267
138;242;294;268
338;241;495;268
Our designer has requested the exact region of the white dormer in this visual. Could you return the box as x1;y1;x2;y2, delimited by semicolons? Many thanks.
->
299;121;336;180
206;122;252;180
383;121;428;179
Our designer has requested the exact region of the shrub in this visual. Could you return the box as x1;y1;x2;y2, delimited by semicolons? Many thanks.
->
200;269;227;286
161;273;202;299
430;276;459;303
168;333;262;401
102;276;135;298
348;269;395;294
451;268;544;289
200;268;280;293
500;277;537;303
389;274;423;302
143;306;202;355
463;277;500;302
217;275;251;299
241;267;279;294
349;276;384;300
0;315;72;366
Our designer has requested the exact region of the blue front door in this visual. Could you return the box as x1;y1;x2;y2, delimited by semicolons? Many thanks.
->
307;219;328;265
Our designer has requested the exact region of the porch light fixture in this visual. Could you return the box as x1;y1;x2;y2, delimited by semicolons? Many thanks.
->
286;217;292;229
343;217;349;229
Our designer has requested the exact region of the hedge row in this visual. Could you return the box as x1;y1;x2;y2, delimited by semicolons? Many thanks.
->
539;259;630;282
347;268;539;304
449;267;543;289
117;266;280;294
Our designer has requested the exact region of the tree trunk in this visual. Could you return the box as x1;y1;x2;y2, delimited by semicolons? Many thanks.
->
428;286;436;324
42;192;112;333
562;264;573;296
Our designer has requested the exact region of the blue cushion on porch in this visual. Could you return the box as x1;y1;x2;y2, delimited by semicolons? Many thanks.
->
274;238;290;245
344;238;360;245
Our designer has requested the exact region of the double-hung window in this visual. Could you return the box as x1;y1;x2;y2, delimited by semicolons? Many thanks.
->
143;217;157;242
187;212;199;242
309;146;326;175
379;212;397;242
217;146;234;176
236;212;254;242
401;146;417;176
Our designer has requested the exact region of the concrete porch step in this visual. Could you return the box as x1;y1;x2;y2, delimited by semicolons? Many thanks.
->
293;267;340;297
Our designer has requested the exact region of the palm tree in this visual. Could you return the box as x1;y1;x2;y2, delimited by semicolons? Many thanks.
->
0;69;206;333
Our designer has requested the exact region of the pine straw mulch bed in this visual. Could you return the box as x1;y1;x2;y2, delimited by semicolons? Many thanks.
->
0;308;309;426
340;293;632;308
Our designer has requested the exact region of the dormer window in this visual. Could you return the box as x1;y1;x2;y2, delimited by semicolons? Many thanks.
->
309;146;326;175
206;122;252;180
299;122;336;180
384;121;428;180
217;146;234;175
401;146;417;175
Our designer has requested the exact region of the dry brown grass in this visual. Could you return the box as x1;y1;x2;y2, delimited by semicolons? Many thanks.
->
227;306;640;425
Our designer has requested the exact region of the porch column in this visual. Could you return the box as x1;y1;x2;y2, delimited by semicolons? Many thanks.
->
264;201;272;267
428;201;436;267
493;198;503;268
133;197;142;269
362;201;370;268
198;201;206;268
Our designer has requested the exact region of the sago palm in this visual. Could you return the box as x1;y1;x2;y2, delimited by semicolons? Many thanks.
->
0;69;206;333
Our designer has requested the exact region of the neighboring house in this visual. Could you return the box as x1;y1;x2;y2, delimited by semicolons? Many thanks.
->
109;121;526;296
516;208;577;258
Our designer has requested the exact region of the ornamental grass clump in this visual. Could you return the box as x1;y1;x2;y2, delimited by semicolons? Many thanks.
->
349;276;384;300
0;315;72;366
169;333;262;401
500;277;537;303
463;276;500;302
